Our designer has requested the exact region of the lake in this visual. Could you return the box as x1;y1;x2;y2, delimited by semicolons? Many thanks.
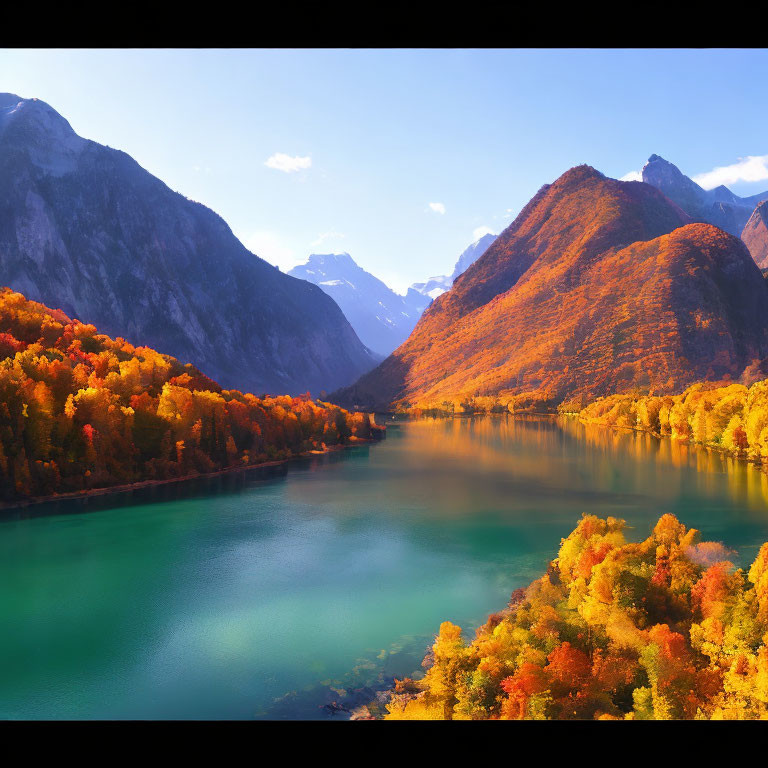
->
3;414;768;719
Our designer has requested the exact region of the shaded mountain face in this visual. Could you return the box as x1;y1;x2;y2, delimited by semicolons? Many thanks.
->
408;232;497;303
402;286;433;316
335;165;768;411
743;202;768;269
642;154;768;243
0;94;377;395
288;253;420;357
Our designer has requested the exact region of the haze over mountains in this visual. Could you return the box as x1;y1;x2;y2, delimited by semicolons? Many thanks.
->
336;165;768;411
0;94;377;396
407;232;497;304
289;253;422;357
288;233;497;357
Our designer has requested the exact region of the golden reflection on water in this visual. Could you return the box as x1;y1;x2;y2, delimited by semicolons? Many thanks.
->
392;414;768;520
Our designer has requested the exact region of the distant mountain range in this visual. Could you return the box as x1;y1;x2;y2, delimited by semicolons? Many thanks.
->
642;154;768;266
407;232;497;303
335;165;768;411
289;233;497;357
289;253;422;357
0;93;377;396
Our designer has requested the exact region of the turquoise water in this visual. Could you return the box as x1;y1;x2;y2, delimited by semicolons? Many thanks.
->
3;415;768;719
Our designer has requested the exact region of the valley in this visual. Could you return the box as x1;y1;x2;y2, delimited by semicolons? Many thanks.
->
4;48;768;722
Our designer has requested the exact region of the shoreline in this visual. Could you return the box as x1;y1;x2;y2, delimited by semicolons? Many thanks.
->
569;414;766;468
6;409;760;512
0;437;380;512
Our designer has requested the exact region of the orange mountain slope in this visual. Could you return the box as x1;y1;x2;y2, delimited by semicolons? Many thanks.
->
335;166;768;411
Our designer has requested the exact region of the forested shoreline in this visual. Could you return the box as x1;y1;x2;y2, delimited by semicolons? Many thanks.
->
0;288;381;504
389;376;768;471
372;514;768;720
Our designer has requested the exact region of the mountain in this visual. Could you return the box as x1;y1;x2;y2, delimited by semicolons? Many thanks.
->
402;286;433;316
0;94;377;395
450;232;498;281
743;201;768;270
407;274;453;303
288;253;420;357
642;154;768;243
288;234;498;357
334;165;768;411
407;232;497;303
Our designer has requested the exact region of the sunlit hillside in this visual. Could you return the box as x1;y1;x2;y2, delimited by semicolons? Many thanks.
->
336;166;768;412
0;288;377;502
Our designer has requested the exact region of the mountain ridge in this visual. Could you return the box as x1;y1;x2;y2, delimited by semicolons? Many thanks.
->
289;234;498;357
0;93;377;395
642;154;768;245
408;232;497;303
334;164;768;411
743;201;768;269
288;252;420;357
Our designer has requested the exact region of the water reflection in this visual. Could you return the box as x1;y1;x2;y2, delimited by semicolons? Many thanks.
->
2;414;768;719
396;415;768;522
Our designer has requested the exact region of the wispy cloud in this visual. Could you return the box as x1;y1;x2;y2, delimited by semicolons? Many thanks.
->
692;155;768;190
264;153;312;173
428;202;446;215
620;170;642;182
311;229;345;247
473;225;495;240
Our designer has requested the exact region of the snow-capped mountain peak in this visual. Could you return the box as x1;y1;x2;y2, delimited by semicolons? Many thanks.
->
289;253;421;357
409;231;497;303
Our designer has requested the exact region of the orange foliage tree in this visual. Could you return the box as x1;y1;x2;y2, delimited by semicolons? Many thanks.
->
0;288;377;501
385;514;768;720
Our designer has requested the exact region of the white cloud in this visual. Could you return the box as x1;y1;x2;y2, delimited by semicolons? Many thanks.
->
692;154;768;190
264;153;312;173
428;202;446;215
311;229;346;247
473;226;495;240
620;170;643;182
240;230;299;272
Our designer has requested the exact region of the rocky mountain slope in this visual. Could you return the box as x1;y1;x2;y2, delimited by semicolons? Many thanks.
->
642;154;768;267
742;201;768;270
0;94;377;395
335;165;768;411
450;232;498;281
642;154;768;237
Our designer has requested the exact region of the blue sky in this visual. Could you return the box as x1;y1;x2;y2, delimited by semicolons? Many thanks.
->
2;48;768;293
